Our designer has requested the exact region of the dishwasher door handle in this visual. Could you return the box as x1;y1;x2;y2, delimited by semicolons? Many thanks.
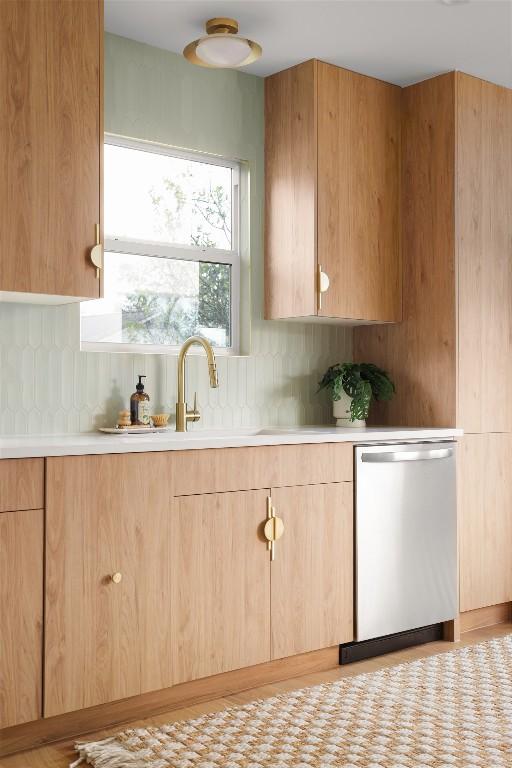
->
361;447;454;463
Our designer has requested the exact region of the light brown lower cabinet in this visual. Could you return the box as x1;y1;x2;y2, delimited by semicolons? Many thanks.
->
44;454;354;717
459;433;512;612
170;490;272;683
270;483;353;659
45;455;175;717
0;508;43;729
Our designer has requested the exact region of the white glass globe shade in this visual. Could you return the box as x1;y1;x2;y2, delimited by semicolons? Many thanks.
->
195;35;251;67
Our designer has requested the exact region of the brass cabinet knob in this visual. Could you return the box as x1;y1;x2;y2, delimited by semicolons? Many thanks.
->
111;572;122;584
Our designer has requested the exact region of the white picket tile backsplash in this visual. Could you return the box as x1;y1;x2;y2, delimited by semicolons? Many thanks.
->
0;303;351;434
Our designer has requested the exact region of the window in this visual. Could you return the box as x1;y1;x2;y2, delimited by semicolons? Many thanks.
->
81;137;240;353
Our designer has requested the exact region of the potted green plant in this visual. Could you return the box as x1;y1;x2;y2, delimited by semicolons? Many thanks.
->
318;362;395;427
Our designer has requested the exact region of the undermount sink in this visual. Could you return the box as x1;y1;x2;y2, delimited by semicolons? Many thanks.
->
146;427;333;439
152;426;340;440
103;426;343;440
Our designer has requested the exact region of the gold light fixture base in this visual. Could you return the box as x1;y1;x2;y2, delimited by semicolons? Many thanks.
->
205;17;238;35
183;17;262;69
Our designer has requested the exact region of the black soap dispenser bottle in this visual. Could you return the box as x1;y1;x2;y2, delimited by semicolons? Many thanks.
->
130;375;150;426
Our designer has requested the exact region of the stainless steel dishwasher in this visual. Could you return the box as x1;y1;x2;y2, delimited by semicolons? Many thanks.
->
355;441;457;642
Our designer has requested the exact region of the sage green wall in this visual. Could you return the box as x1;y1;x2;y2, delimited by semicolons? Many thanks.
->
0;33;351;435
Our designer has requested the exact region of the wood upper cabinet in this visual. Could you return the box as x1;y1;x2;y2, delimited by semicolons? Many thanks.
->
0;0;102;301
171;490;271;684
0;508;44;728
270;482;353;659
45;454;174;716
265;59;401;323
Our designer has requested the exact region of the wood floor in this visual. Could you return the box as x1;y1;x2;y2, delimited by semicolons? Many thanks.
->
2;622;511;768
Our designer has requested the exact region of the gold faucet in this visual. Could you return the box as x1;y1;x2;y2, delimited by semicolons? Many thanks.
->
176;336;218;432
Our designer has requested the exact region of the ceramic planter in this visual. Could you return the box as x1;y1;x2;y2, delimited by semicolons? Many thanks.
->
333;390;366;428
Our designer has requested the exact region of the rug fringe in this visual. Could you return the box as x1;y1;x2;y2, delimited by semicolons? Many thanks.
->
71;736;146;768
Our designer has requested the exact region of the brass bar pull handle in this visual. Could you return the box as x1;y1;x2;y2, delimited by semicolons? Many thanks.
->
90;223;103;279
317;263;330;312
264;496;284;561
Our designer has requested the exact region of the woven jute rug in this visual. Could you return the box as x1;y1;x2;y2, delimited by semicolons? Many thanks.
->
71;635;512;768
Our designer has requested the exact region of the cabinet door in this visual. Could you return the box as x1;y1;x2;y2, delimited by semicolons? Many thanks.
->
171;490;271;683
270;483;353;659
45;455;174;716
457;74;512;432
459;434;512;612
264;61;317;320
317;62;401;322
0;508;43;728
0;0;101;299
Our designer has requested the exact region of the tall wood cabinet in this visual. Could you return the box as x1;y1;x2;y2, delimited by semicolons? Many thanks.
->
265;59;401;323
0;0;103;302
354;71;512;613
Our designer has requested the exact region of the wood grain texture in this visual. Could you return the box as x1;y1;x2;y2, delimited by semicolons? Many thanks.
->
317;62;401;321
45;454;175;716
171;442;353;496
171;490;271;683
264;60;317;319
0;508;43;728
0;645;340;758
354;72;457;426
460;602;512;634
0;0;101;298
271;482;353;658
459;434;512;612
456;73;512;433
0;459;43;513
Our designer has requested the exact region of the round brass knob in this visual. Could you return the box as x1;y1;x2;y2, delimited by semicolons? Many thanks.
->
111;572;122;584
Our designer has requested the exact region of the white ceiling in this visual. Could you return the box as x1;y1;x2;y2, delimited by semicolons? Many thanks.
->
104;0;512;88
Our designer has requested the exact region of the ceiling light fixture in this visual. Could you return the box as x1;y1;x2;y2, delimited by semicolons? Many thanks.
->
183;18;262;69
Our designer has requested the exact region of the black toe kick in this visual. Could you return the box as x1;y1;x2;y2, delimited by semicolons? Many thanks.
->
339;624;443;665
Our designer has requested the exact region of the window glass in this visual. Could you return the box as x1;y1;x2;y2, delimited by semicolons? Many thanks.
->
105;144;233;250
81;251;231;348
81;138;240;353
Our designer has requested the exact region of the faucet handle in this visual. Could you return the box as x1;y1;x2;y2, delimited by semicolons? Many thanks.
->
187;391;200;424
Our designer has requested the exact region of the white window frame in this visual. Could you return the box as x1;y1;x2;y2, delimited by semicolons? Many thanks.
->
81;135;241;355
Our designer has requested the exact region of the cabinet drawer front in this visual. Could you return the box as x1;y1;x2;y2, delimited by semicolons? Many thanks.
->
172;443;353;496
0;459;44;513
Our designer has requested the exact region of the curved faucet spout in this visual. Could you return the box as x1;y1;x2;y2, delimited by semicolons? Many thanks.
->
176;336;218;432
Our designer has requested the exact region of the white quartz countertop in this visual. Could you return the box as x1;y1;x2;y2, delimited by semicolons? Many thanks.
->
0;426;463;459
